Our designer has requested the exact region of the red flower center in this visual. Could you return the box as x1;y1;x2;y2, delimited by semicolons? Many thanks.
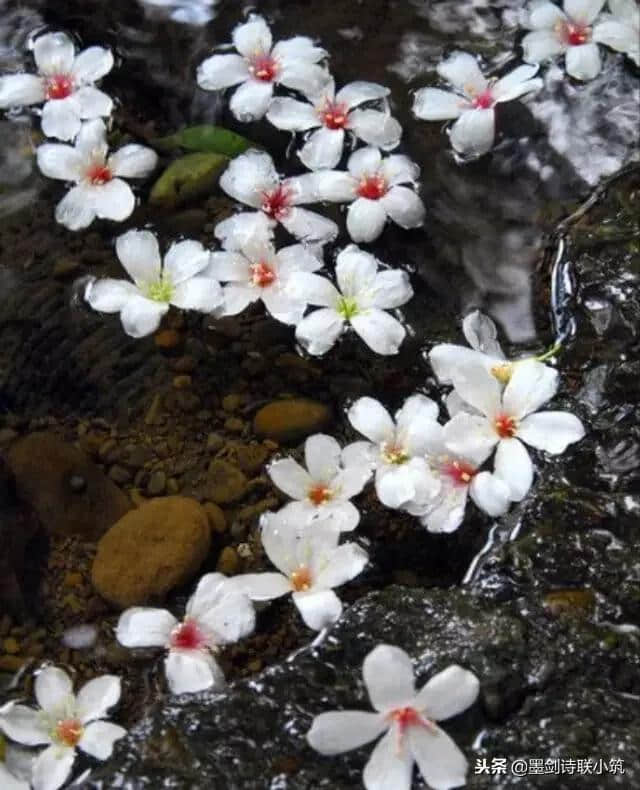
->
320;100;349;130
169;619;207;650
55;718;83;747
261;185;292;220
389;706;436;737
494;414;517;438
357;174;387;200
86;164;113;185
472;89;494;109
558;21;591;46
46;74;74;100
308;484;332;505
444;460;477;486
251;261;277;287
248;54;279;82
290;566;312;592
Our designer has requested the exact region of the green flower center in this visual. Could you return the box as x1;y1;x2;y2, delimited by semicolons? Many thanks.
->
337;296;359;320
146;277;174;303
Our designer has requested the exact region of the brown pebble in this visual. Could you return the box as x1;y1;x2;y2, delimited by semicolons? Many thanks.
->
154;329;182;348
109;465;131;484
147;470;167;497
3;637;20;654
224;417;244;433
206;433;224;452
222;394;243;413
173;375;192;390
216;546;239;575
0;655;28;672
63;572;84;588
253;399;331;443
203;502;227;533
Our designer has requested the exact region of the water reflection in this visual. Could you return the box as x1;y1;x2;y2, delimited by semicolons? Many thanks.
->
137;0;217;26
0;120;38;217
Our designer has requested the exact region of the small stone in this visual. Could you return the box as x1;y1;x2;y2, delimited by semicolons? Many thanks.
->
0;428;18;444
154;329;182;349
224;417;244;433
52;256;81;278
2;637;20;654
0;655;27;672
216;546;239;575
109;465;131;484
145;394;164;426
172;356;197;373
166;477;180;494
206;460;247;504
206;433;224;453
222;394;243;413
543;588;596;618
231;442;270;475
98;439;118;461
63;572;83;588
203;502;227;533
147;470;167;497
173;375;192;390
253;399;331;443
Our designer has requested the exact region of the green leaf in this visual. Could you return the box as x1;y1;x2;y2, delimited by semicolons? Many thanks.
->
152;125;255;157
149;152;228;209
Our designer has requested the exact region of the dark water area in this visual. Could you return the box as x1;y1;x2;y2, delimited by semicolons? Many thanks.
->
0;0;639;787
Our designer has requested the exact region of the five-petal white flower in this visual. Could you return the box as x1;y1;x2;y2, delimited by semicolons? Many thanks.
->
196;14;329;122
218;148;339;243
85;229;223;338
593;0;640;66
36;118;157;230
226;509;368;631
413;52;543;157
345;395;442;511
268;433;373;531
266;79;402;170
444;358;586;502
287;245;413;355
116;572;255;695
0;667;126;790
522;0;607;81
206;212;323;324
0;32;114;141
307;644;479;790
312;146;426;242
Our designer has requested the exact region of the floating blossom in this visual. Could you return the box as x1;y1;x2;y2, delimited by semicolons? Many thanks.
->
593;0;640;66
116;573;255;694
36;119;157;230
313;146;426;242
206;212;323;324
0;750;30;790
196;14;329;122
227;509;368;630
85;229;222;338
522;0;607;81
266;79;402;170
444;359;586;502
0;32;113;141
287;245;413;355
218;148;338;243
0;667;126;790
412;52;542;157
268;433;373;531
307;644;479;790
345;395;441;511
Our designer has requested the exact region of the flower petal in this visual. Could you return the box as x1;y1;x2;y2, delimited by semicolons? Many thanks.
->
78;720;126;760
335;245;378;295
266;96;319;130
492;65;542;102
565;41;602;81
184;572;227;614
229;79;274;122
502;359;558;419
269;457;312;499
363;726;413;790
299;126;345;170
0;74;45;108
278;62;331;98
429;344;490;384
462;310;505;357
451;361;502;418
287;271;340;307
295;308;344;355
165;650;224;695
307;711;387;755
116;229;162;287
218;283;255;316
381;186;425;230
348;109;402;151
108;145;158;178
494;437;533;501
517;411;585;453
449;108;495;156
443;413;498;467
34;32;74;74
219;149;278;208
364;644;416;711
420;483;468;534
528;1;568;29
54;185;96;230
336;80;389;109
225;572;291;601
593;18;640;58
0;703;51;745
71;46;114;83
206;251;250;282
437;51;487;94
172;277;223;312
305;434;342;482
379;154;420;186
409;724;468;790
414;664;479;721
75;86;113;118
346;198;388;243
0;762;30;790
197;592;256;643
565;0;606;25
75;118;108;157
262;289;306;324
196;54;249;90
35;667;73;716
91;178;136;222
32;744;75;790
522;30;566;63
37;143;83;181
375;463;424;509
163;239;209;284
348;145;382;179
351;309;406;355
412;87;466;120
469;472;511;516
232;14;272;57
348;397;395;445
314;542;368;589
271;37;327;64
313;170;357;202
120;295;167;337
292;589;342;630
116;607;177;647
396;394;440;450
335;460;374;498
76;675;121;723
370;269;413;310
280;207;338;243
313;500;361;531
276;243;323;276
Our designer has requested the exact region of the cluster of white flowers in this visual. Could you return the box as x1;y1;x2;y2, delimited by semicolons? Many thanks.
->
0;32;158;230
413;0;639;157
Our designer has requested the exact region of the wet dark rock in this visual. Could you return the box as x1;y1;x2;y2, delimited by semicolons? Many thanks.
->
206;459;248;505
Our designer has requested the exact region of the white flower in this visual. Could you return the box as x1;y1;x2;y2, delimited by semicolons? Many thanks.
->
196;13;329;122
0;748;31;790
312;146;426;242
266;79;402;170
593;0;640;66
218;148;338;243
268;433;373;531
36;119;157;230
116;572;255;695
226;509;368;631
0;666;126;790
0;32;113;141
85;229;222;338
444;359;586;502
206;212;323;324
413;52;542;158
287;245;413;356
307;644;479;790
522;0;607;81
345;395;442;511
